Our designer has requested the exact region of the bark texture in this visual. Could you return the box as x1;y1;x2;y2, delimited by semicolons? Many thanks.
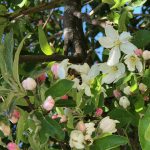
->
63;0;88;61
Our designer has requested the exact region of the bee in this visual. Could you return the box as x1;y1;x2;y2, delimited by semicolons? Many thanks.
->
67;68;82;85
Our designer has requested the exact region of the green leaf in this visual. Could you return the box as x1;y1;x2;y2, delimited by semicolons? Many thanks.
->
130;75;138;92
55;99;76;107
45;79;74;98
134;95;144;112
109;108;138;127
139;105;150;150
4;31;14;74
102;0;114;4
118;10;128;32
16;109;28;144
35;111;65;142
28;136;41;150
132;30;150;48
131;0;147;7
0;92;15;113
38;25;53;55
13;34;30;89
111;0;129;9
91;135;128;150
18;0;28;8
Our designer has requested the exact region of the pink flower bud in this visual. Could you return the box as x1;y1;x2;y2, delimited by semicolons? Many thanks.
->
113;90;122;98
144;96;149;101
52;114;58;120
22;77;37;91
42;96;55;111
95;108;103;117
9;109;20;124
134;49;143;57
38;20;43;25
76;121;86;132
37;73;47;83
58;114;67;123
7;142;19;150
61;95;68;100
51;63;59;79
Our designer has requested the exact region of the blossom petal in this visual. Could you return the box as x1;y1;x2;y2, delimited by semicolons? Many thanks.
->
85;86;92;96
105;25;119;40
117;63;125;75
88;64;100;79
99;63;110;74
102;74;116;84
120;42;137;54
99;37;114;48
119;32;132;43
124;59;135;71
57;66;66;79
136;61;143;72
107;47;121;66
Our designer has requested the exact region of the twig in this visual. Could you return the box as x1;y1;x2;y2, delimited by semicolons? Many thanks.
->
42;10;54;29
89;3;105;16
24;96;34;110
19;54;84;64
9;0;63;20
73;11;111;28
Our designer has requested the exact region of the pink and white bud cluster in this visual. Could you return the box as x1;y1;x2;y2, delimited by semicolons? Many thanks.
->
22;77;37;91
42;96;55;111
9;109;20;124
7;142;19;150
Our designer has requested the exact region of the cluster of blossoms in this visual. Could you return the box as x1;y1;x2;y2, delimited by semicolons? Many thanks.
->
69;116;119;149
5;25;148;150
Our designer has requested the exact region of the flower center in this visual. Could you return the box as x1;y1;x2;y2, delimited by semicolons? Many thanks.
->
114;40;121;46
111;66;118;72
130;56;137;62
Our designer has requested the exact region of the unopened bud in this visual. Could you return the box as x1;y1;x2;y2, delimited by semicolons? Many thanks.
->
95;108;103;117
22;77;37;91
142;50;150;60
113;90;122;98
42;96;55;111
76;121;86;132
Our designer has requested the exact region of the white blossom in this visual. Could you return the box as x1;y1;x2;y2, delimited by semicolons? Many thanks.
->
119;96;130;109
73;63;100;96
85;122;95;136
69;130;85;149
99;63;125;84
124;54;143;72
99;116;119;134
99;25;137;66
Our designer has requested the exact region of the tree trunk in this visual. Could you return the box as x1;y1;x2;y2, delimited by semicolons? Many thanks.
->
63;0;88;62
